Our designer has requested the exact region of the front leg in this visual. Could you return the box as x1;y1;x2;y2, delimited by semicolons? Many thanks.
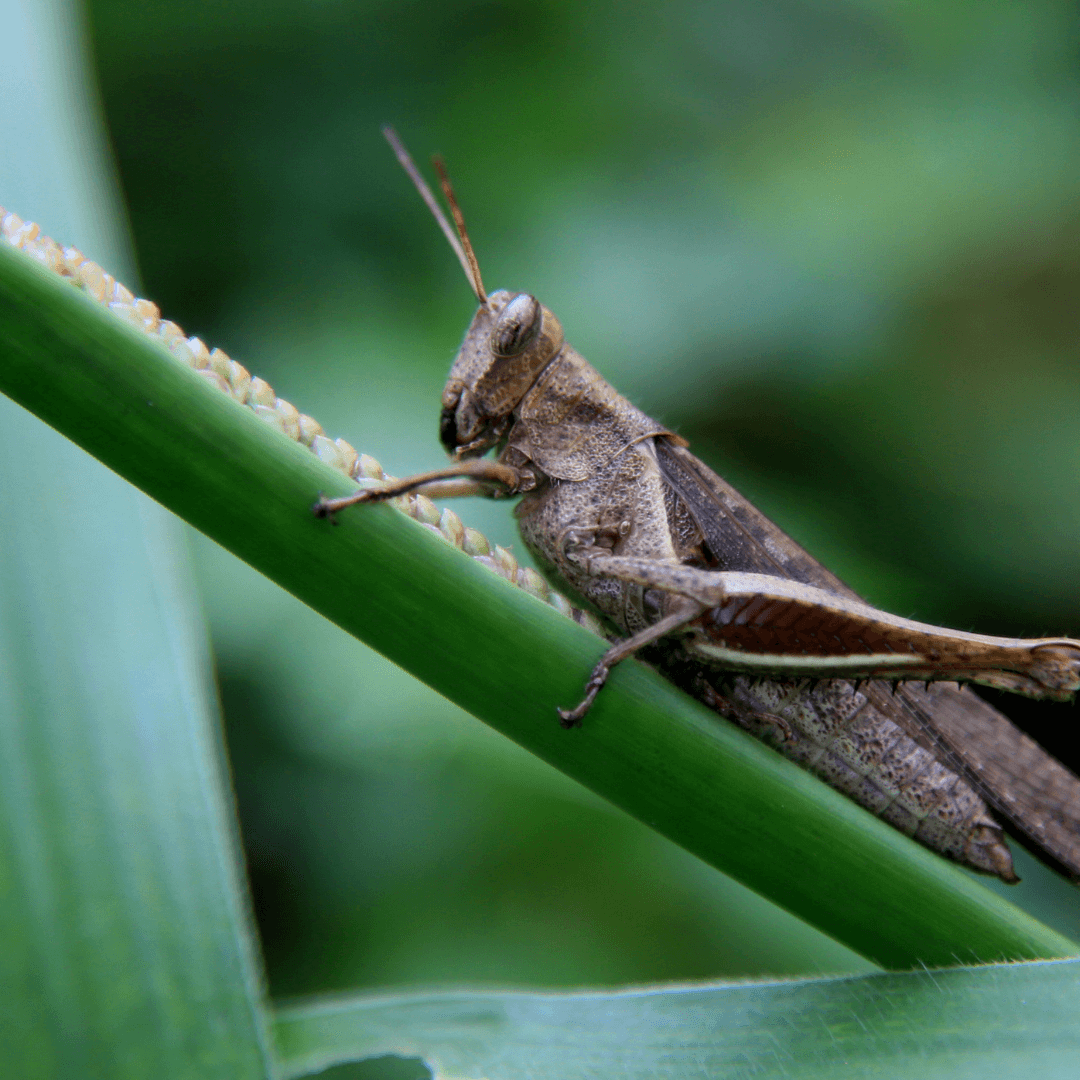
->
313;460;524;520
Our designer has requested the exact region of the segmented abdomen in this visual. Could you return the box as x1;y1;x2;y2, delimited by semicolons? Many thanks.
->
717;676;1015;880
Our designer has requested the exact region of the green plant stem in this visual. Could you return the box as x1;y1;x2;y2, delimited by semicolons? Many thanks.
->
0;241;1074;969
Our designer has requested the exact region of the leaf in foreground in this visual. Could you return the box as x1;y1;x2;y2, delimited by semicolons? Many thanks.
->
274;958;1080;1080
0;397;272;1075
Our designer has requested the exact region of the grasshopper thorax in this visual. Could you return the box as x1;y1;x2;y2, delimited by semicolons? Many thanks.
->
440;290;564;457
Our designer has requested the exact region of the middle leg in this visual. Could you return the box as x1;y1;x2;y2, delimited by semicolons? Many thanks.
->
557;596;706;728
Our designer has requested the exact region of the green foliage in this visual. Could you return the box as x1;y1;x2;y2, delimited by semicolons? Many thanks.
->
6;0;1080;1073
275;959;1080;1079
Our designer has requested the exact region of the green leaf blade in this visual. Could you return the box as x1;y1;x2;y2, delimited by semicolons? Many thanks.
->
273;960;1080;1079
0;398;272;1077
0;0;272;1064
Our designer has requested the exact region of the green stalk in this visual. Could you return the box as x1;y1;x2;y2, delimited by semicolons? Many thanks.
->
0;240;1074;970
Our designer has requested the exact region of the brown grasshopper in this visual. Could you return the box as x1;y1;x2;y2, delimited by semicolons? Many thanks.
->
316;128;1080;883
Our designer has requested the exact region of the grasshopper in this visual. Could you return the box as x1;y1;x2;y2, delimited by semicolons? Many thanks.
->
316;128;1080;883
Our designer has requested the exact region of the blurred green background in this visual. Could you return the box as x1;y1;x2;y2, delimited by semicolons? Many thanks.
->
74;0;1080;995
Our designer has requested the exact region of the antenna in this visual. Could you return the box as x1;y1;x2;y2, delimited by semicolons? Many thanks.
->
431;155;487;306
381;125;487;304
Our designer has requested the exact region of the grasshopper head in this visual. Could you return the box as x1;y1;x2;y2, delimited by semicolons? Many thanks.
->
440;290;564;457
379;129;564;456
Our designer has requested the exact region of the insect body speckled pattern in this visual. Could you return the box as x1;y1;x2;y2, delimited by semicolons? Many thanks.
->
316;129;1080;883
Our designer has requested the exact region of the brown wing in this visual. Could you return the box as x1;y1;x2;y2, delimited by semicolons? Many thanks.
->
655;438;1080;879
654;439;856;595
884;683;1080;881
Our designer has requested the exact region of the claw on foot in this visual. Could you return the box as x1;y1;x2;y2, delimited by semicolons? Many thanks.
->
557;708;582;730
557;663;610;728
312;495;341;523
312;488;379;522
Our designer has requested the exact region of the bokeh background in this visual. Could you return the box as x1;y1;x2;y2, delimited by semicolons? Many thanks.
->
65;0;1080;994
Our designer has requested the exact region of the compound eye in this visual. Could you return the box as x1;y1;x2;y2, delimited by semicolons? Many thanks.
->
491;293;542;357
439;404;459;453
